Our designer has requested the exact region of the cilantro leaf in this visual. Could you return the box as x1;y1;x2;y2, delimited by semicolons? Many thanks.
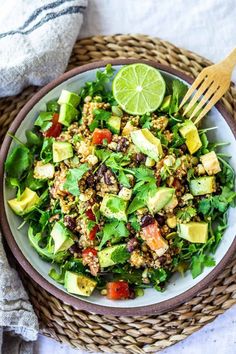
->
127;195;146;214
5;145;31;179
128;214;141;231
111;246;130;264
107;197;126;213
177;206;197;222
191;254;215;278
34;112;53;132
40;138;53;163
140;113;152;129
99;221;129;250
64;164;89;196
169;79;188;114
170;124;185;148
118;170;130;187
89;109;111;132
149;268;169;291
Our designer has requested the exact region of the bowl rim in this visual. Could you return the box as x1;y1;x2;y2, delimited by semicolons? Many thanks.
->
0;58;236;316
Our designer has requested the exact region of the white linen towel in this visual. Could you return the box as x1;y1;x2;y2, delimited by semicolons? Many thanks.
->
0;0;87;96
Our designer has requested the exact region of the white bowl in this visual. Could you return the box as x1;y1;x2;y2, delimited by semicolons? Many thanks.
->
1;59;236;316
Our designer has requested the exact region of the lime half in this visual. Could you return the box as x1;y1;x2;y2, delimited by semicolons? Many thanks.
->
112;63;166;115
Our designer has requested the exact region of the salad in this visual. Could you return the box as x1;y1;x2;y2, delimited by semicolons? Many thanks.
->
5;63;236;300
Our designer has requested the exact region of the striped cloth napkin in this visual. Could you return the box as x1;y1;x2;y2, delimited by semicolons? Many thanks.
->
0;1;87;353
0;0;87;97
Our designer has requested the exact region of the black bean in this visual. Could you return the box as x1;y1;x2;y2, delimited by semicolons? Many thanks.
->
86;173;95;187
64;215;76;231
116;137;129;152
127;238;138;252
104;169;115;185
69;243;81;255
180;144;187;153
158;255;166;265
135;153;146;163
141;214;155;228
155;214;165;226
129;286;135;299
97;163;107;177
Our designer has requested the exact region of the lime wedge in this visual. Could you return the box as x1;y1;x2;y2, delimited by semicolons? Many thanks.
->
112;63;166;115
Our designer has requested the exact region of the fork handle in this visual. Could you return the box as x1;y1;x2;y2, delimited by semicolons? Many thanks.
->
221;48;236;73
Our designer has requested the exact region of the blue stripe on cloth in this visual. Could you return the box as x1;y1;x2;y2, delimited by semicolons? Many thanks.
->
0;4;86;39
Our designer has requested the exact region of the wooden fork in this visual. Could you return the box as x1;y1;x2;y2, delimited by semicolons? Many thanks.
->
179;48;236;125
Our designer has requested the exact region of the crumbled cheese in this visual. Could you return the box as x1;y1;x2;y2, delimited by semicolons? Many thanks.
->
34;161;55;179
118;187;132;201
200;151;221;175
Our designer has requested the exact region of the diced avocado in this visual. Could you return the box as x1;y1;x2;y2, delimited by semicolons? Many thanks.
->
100;194;128;221
58;90;80;107
183;102;202;118
52;141;73;163
131;128;163;162
34;161;55;179
8;187;40;216
178;222;208;243
107;115;121;134
147;187;175;214
51;221;74;254
164;194;178;211
200;151;221;175
98;244;127;268
159;95;171;112
58;103;78;127
179;120;202;154
189;176;216;196
64;271;97;296
122;121;138;136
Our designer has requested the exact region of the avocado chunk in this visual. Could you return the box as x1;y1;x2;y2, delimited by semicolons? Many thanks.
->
107;115;121;134
200;151;221;175
131;128;163;161
98;244;127;268
100;194;128;221
122;121;138;136
8;187;40;216
64;271;97;296
159;95;171;112
52;141;73;163
178;222;208;243
164;194;178;211
57;90;80;107
51;221;74;254
189;176;216;196
58;103;79;127
179;120;202;154
147;187;175;214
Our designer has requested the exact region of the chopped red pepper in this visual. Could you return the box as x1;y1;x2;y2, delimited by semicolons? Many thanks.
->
92;128;112;145
86;209;96;221
106;281;130;300
43;113;62;138
89;225;99;240
82;247;97;257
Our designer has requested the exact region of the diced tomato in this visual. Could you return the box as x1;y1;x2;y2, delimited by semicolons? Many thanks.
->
89;225;99;240
82;247;97;257
44;113;62;138
142;220;168;254
86;209;96;221
92;128;112;145
106;281;130;300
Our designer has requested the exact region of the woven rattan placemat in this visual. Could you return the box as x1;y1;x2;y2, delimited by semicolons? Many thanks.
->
1;35;236;353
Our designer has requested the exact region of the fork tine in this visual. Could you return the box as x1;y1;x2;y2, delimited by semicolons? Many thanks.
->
179;70;207;109
189;82;219;120
194;90;224;125
183;76;213;117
